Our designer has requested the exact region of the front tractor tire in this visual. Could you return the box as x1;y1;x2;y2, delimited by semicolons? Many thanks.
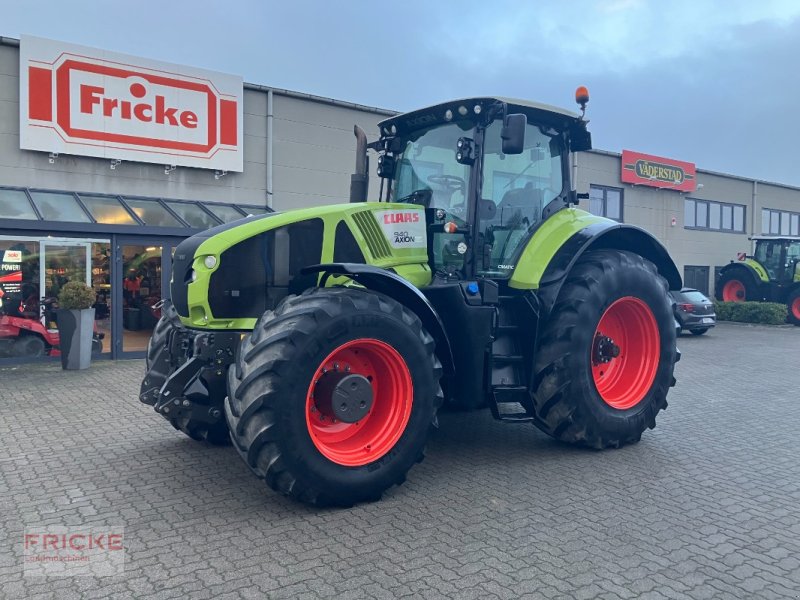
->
531;250;678;449
225;287;443;507
144;301;230;445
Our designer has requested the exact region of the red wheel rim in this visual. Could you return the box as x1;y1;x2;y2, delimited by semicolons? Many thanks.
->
306;338;413;467
792;297;800;320
591;297;661;410
722;280;746;302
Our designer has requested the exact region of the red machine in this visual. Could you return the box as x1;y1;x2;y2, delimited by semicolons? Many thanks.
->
0;295;104;358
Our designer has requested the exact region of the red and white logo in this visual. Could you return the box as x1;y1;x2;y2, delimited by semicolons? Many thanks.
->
24;526;125;577
383;212;421;225
737;252;747;261
3;250;22;263
373;209;427;250
20;36;243;171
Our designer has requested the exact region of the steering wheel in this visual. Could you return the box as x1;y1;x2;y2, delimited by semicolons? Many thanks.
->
427;174;466;194
396;188;433;208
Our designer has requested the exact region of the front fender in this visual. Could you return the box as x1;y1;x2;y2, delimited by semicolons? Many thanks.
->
301;263;456;379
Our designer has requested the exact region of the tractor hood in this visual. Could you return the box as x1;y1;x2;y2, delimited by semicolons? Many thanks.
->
171;202;431;330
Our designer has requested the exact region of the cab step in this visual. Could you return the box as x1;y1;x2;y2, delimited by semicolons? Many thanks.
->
492;354;524;365
489;385;533;422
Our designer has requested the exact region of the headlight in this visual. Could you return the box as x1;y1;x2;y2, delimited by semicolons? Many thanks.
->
190;269;197;282
203;255;217;269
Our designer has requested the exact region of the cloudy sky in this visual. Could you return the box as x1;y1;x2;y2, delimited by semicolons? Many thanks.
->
4;0;800;185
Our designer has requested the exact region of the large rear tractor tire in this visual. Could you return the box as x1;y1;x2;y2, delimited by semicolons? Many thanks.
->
531;250;678;449
145;301;230;445
225;287;443;507
788;289;800;326
716;269;756;302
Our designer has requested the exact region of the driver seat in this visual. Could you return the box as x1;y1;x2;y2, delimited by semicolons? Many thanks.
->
496;183;544;229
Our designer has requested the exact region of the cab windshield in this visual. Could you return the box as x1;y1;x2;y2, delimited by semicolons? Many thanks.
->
390;116;566;278
391;120;474;221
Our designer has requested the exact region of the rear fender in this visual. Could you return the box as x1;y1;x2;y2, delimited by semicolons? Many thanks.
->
536;223;682;316
302;263;456;381
719;261;765;285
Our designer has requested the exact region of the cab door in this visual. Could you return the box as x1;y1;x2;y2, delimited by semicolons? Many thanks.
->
776;242;792;283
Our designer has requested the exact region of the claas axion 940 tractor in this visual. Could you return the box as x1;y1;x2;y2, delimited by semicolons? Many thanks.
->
140;89;682;506
716;236;800;325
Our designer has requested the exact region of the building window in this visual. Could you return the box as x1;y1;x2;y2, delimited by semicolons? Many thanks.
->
684;198;746;233
588;185;623;222
762;208;800;236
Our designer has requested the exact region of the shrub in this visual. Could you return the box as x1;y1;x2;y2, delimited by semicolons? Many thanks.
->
58;281;96;310
713;300;788;325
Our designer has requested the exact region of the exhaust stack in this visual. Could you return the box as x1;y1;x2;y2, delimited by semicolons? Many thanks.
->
349;125;369;203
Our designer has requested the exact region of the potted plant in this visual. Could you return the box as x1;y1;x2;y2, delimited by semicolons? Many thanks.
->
57;281;97;370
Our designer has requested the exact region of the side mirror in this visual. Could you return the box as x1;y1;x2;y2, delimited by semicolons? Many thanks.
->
501;113;526;155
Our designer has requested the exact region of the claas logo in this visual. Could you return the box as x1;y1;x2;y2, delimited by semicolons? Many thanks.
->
383;213;420;224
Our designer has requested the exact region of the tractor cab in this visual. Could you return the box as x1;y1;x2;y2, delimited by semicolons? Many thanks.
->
752;236;800;282
367;96;592;280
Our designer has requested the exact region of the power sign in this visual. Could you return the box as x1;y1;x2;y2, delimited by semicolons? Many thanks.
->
19;36;243;171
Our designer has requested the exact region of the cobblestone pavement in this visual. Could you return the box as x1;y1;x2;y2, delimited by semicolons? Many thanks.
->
1;322;799;599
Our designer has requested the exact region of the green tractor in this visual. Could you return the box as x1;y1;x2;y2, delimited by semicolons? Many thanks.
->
716;236;800;325
140;90;682;506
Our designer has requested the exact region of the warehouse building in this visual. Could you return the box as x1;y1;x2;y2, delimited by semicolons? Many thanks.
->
1;35;799;362
575;150;800;292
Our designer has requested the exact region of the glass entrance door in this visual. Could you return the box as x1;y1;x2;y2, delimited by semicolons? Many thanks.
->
113;238;181;357
119;242;164;354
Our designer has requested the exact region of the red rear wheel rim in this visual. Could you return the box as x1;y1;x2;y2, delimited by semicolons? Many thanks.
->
592;297;661;410
792;297;800;320
306;338;413;467
722;280;746;302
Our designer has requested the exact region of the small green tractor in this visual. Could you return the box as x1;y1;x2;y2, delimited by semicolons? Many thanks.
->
140;90;682;506
716;236;800;325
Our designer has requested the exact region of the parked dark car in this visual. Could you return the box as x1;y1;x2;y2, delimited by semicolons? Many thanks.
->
670;288;716;335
